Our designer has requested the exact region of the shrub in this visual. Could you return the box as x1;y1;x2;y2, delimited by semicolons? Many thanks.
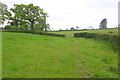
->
74;32;119;51
4;25;16;30
3;30;65;37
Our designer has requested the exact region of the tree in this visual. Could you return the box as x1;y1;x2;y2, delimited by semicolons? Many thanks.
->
66;28;69;31
0;2;11;25
99;18;107;29
70;27;75;31
44;23;50;31
76;26;79;30
88;26;94;29
10;3;48;31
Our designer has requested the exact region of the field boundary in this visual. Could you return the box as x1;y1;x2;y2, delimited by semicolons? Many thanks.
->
1;30;65;37
74;32;119;51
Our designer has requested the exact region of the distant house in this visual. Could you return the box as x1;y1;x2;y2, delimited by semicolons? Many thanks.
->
99;19;107;29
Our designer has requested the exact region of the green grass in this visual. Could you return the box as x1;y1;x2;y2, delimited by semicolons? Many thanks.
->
2;32;118;78
0;32;2;79
0;29;2;31
50;28;119;38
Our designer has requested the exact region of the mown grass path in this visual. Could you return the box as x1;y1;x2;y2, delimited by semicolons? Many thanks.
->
2;32;118;78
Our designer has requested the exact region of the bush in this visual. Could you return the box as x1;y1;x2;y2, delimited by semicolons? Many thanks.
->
3;30;65;37
4;25;16;30
74;32;119;51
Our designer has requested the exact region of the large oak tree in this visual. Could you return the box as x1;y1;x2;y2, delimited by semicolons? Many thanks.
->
10;3;48;31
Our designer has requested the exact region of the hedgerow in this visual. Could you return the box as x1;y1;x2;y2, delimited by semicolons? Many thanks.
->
74;32;119;51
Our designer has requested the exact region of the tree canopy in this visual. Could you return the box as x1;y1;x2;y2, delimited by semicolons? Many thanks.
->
1;3;49;31
0;2;11;25
9;3;48;31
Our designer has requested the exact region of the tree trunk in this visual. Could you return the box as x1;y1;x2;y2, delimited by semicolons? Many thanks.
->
45;26;47;31
31;21;34;31
15;20;18;30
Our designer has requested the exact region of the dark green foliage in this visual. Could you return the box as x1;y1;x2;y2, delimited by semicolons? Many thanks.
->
4;25;16;30
109;66;118;73
38;32;65;37
9;3;48;31
74;32;119;51
0;2;11;25
70;27;75;31
3;30;65;37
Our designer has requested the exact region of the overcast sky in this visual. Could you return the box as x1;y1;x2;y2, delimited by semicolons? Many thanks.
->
1;0;119;30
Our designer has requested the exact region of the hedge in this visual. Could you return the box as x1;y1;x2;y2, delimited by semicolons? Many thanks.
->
74;32;119;51
2;30;65;37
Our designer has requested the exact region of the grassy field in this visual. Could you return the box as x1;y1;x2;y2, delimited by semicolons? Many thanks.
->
0;32;2;79
2;32;118;78
0;29;2;32
50;28;119;38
